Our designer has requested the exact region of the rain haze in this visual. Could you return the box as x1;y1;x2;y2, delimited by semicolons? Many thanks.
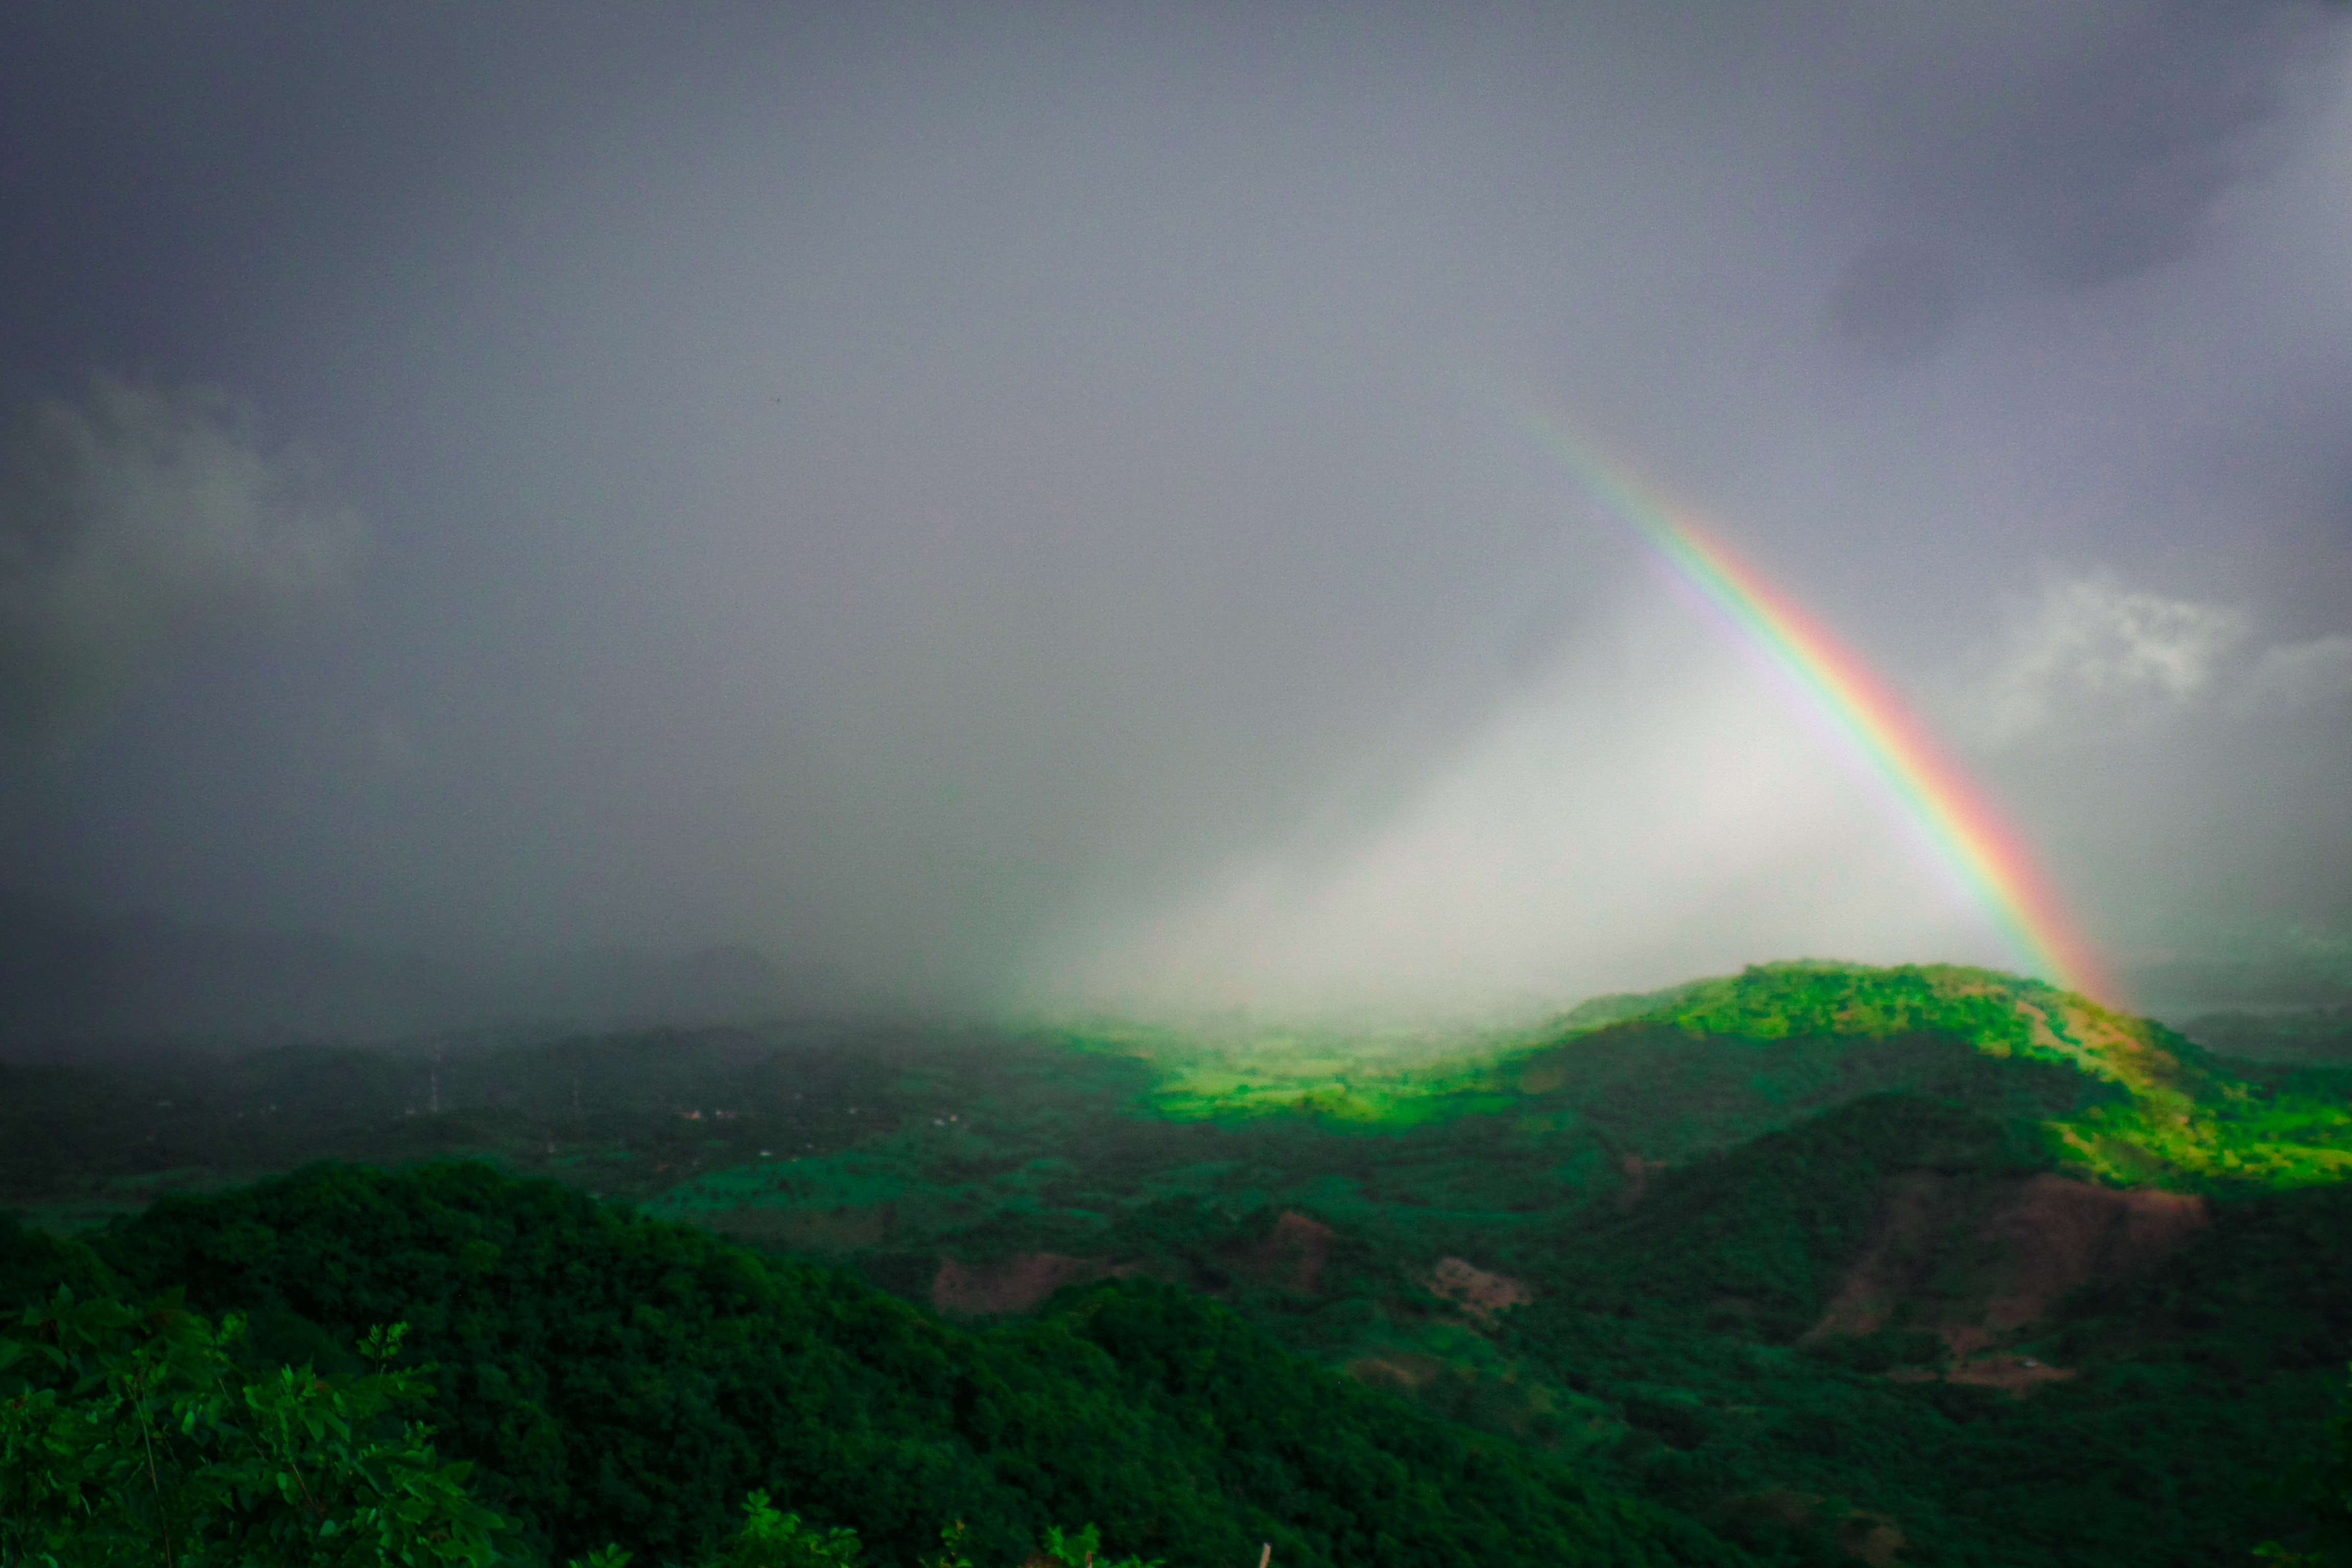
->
2;1;2349;1037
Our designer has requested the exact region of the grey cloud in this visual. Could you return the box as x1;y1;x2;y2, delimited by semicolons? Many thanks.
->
0;3;2346;1017
1962;571;2249;745
1036;598;2018;1021
1824;0;2345;359
2240;635;2352;712
0;377;361;740
1825;240;1964;365
1961;570;2352;744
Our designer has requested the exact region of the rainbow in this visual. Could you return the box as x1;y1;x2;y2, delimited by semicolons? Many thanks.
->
1518;416;2115;1003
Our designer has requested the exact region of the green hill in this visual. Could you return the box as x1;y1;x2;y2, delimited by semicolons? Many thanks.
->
1051;961;2352;1189
4;1162;1745;1568
10;959;2352;1563
1551;961;2352;1186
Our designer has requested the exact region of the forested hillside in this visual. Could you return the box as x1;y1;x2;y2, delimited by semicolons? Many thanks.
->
8;961;2352;1564
3;1163;1742;1568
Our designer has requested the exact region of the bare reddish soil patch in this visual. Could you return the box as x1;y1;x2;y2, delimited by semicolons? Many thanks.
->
1808;1171;1952;1340
1516;1053;1572;1095
1346;1350;1448;1392
1221;1211;1335;1294
1426;1257;1535;1324
1839;1515;1907;1568
930;1253;1131;1316
1615;1154;1669;1210
1943;1354;2078;1393
1723;1492;1906;1568
1967;1174;2204;1340
1810;1170;2207;1387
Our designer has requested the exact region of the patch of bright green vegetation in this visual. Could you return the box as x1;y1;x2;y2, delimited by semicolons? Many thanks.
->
8;1163;1751;1568
18;957;2349;1278
1038;1016;1529;1126
15;963;2352;1566
1601;961;2352;1190
642;964;2196;1294
1664;961;2352;1189
1053;962;2352;1194
1040;963;2088;1140
1628;960;2055;1048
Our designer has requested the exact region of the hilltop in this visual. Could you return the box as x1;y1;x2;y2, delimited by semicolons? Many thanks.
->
7;960;2352;1564
1048;960;2352;1188
5;1162;1746;1568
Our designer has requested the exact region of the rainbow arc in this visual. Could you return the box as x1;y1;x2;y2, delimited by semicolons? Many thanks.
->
1518;416;2115;1003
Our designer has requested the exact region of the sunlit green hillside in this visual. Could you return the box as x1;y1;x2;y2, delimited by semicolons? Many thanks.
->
636;961;2352;1283
13;961;2352;1565
1047;961;2352;1190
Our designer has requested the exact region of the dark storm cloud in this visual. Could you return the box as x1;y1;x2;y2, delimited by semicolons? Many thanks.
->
0;377;360;741
0;2;2345;1021
1821;0;2344;360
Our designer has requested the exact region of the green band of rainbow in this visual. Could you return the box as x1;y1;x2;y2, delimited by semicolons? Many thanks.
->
1518;415;2115;1002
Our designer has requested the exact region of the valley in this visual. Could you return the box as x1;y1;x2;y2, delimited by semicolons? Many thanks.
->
7;961;2352;1565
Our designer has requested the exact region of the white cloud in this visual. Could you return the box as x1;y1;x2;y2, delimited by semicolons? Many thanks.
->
0;376;362;738
1964;570;2249;745
1959;569;2352;743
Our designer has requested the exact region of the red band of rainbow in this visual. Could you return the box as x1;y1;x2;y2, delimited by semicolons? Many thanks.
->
1518;415;2116;1003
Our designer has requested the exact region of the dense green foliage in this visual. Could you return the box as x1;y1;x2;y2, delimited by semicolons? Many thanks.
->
1525;1095;2044;1331
13;961;2348;1236
11;959;2352;1564
7;1162;1743;1568
2258;1367;2352;1565
1040;962;2352;1190
1;1290;503;1565
0;1289;1169;1568
1489;1098;2352;1565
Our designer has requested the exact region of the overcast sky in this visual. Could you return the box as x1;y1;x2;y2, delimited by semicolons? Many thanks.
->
2;1;2347;1019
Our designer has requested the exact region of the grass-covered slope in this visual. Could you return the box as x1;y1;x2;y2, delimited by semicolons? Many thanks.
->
1482;1093;2352;1568
12;1160;1749;1568
1571;960;2352;1186
12;960;2352;1565
1048;961;2352;1191
13;960;2344;1248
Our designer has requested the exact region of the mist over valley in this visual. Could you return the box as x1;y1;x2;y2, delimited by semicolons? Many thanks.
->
5;5;2352;1565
